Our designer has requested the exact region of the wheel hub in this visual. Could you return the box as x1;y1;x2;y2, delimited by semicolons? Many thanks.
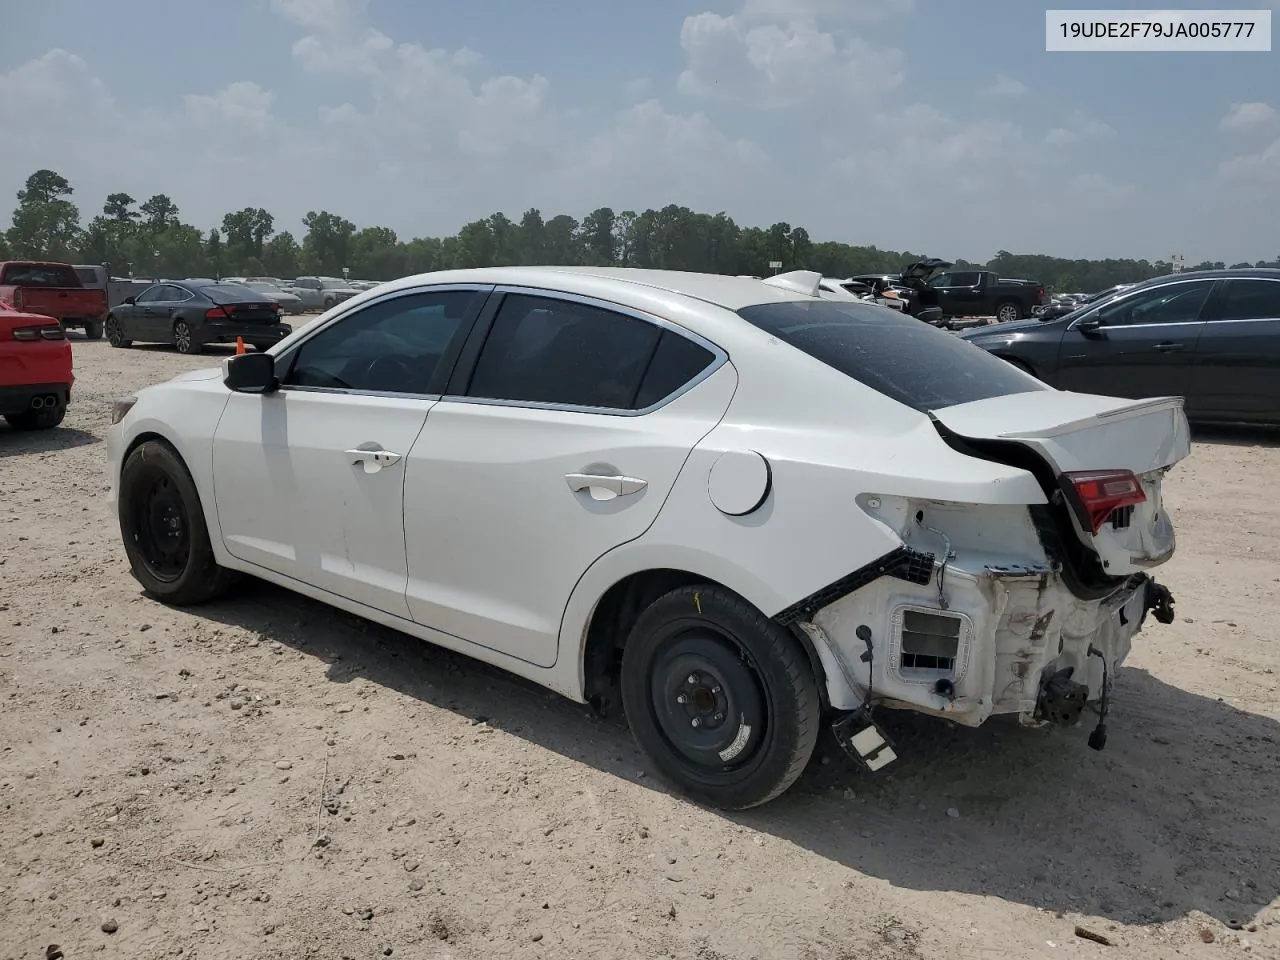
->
674;671;728;730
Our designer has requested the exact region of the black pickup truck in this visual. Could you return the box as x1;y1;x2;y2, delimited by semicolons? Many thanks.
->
926;267;1045;323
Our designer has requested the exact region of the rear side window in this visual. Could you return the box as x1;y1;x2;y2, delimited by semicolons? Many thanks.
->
737;300;1045;412
634;330;716;408
1205;278;1280;322
1;264;80;286
467;294;671;410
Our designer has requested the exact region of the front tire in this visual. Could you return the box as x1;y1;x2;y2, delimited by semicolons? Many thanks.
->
173;319;201;354
118;440;237;605
105;315;132;348
620;584;820;810
84;318;104;340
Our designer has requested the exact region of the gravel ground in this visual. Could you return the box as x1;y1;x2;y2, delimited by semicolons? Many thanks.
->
1;330;1277;960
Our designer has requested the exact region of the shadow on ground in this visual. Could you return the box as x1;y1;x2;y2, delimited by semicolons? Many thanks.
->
191;578;1278;930
0;425;99;457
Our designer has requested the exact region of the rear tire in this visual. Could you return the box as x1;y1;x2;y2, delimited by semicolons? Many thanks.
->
620;584;820;810
106;315;132;348
996;301;1022;323
4;399;66;431
118;439;238;605
173;319;201;354
84;318;104;340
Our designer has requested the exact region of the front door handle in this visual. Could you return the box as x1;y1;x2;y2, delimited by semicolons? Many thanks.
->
565;473;648;501
1152;342;1185;353
346;447;403;474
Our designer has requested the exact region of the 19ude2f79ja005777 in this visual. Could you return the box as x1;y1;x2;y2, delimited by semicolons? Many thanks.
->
105;267;1184;809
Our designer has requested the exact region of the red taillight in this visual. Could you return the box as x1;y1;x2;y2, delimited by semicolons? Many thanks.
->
1064;469;1146;534
205;306;231;320
9;324;64;341
1036;286;1045;303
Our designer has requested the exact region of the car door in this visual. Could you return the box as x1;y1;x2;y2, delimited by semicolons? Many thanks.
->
119;284;160;339
400;289;735;668
1053;278;1217;399
1186;277;1280;422
930;271;985;316
211;285;490;616
140;284;183;340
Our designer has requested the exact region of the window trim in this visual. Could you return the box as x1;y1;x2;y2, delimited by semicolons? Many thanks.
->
440;285;729;418
1067;277;1221;331
272;283;495;400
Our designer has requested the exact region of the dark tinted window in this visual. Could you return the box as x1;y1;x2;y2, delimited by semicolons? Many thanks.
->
467;294;662;410
1207;279;1280;321
0;263;80;286
134;285;164;303
737;300;1045;412
949;272;982;286
202;282;267;304
1095;280;1213;326
284;289;477;394
634;329;716;408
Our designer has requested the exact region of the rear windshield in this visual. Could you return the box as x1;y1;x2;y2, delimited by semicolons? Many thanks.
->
1;263;81;287
737;300;1046;412
201;283;266;304
75;267;102;285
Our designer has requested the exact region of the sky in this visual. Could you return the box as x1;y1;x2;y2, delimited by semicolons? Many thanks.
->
1;0;1277;264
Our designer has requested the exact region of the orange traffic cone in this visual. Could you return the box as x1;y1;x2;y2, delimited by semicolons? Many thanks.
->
235;336;246;355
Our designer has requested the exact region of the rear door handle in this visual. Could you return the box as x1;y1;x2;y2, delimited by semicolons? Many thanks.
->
346;447;403;474
1152;342;1185;353
565;473;648;500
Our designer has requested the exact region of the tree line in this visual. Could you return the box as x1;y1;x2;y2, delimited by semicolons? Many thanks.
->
4;169;1277;294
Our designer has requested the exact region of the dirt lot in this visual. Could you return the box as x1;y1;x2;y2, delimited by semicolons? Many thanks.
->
2;330;1278;960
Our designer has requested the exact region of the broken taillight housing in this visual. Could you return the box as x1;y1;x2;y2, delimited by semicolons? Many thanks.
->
1063;469;1147;534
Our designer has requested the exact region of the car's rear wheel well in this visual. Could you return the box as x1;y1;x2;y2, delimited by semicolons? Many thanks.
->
581;569;830;714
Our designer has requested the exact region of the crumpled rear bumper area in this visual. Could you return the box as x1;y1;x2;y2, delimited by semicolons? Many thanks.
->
798;549;1172;730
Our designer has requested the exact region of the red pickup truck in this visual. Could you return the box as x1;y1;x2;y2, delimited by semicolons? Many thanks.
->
0;299;73;430
0;260;108;339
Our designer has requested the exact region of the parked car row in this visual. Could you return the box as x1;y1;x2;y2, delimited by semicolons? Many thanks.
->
105;279;293;354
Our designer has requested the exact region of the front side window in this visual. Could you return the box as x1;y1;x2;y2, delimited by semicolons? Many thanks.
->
737;299;1045;412
283;289;480;394
466;294;686;410
134;285;164;303
1095;280;1214;327
1205;278;1280;322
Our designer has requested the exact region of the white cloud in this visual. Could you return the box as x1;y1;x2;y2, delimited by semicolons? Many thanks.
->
1045;109;1115;145
677;10;904;107
623;77;653;101
183;81;274;129
1219;138;1280;184
1220;101;1275;131
985;74;1028;98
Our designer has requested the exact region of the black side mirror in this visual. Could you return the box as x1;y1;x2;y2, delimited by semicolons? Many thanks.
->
222;352;278;393
123;295;136;305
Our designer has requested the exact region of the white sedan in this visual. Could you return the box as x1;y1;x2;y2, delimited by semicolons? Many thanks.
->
106;267;1186;809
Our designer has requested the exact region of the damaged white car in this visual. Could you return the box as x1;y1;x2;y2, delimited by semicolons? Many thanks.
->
106;266;1185;810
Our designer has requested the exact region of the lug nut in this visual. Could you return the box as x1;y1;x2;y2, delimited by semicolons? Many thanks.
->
676;694;687;704
711;685;721;694
687;673;699;685
713;713;724;722
690;718;702;728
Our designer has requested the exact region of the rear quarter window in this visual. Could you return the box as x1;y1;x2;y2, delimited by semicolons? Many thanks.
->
1;264;81;286
737;300;1046;412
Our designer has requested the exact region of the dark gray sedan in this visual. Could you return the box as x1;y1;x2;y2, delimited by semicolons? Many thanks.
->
962;268;1280;425
105;279;292;354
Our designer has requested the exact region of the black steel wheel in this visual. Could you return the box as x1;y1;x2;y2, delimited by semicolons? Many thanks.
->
620;584;820;809
118;440;237;604
105;315;131;348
